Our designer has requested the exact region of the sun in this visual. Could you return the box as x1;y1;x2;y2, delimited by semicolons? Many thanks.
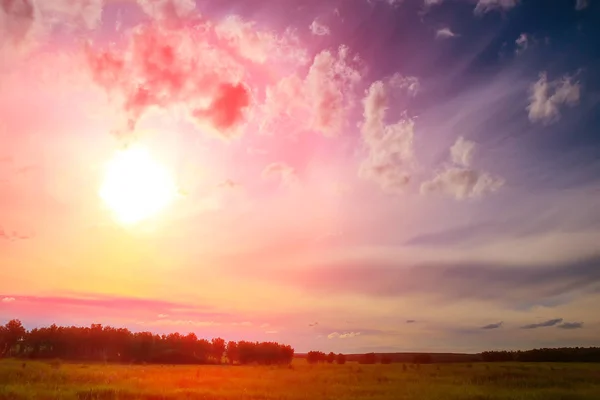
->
100;146;178;225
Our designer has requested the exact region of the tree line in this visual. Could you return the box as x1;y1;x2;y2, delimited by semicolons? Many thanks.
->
481;348;600;363
0;319;294;365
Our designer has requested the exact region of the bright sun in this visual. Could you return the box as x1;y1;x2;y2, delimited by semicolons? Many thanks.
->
100;146;178;225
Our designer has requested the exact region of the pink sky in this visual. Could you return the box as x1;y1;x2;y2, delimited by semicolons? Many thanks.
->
1;0;599;353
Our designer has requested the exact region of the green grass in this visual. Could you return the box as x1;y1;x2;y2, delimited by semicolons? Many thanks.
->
2;359;600;399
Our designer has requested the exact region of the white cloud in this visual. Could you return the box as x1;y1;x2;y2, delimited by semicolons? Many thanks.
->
527;72;581;124
424;0;444;6
515;33;529;54
261;46;362;137
359;79;417;192
137;0;195;23
421;136;504;200
328;331;361;339
1;297;16;303
474;0;519;14
450;136;475;167
575;0;589;10
262;163;297;186
389;74;420;96
157;313;168;318
436;27;457;39
309;19;330;36
421;167;504;200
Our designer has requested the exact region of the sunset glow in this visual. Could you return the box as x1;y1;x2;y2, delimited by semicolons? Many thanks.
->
99;146;177;225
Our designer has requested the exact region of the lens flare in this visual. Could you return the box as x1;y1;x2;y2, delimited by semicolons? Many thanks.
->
100;146;177;225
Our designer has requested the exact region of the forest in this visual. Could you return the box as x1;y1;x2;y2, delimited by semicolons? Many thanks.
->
0;319;294;365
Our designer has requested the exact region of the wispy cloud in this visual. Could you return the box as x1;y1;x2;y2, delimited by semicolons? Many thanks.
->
436;28;457;39
309;19;330;36
1;297;16;303
481;321;503;330
557;322;584;330
515;33;529;54
328;331;361;339
521;318;563;329
474;0;520;15
575;0;589;10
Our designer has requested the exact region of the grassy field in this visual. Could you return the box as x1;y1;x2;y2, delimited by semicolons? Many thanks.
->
2;359;600;400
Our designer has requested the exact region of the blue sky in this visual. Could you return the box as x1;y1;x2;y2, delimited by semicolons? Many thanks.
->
0;0;599;353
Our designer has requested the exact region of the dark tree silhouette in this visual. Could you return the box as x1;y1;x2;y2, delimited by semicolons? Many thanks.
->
0;320;294;365
326;352;335;364
307;351;326;364
358;352;377;365
336;353;346;365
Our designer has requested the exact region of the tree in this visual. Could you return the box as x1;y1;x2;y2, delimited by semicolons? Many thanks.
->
307;351;326;364
336;353;346;365
358;352;377;365
211;337;226;364
326;352;335;364
381;356;392;364
1;320;26;357
226;341;238;364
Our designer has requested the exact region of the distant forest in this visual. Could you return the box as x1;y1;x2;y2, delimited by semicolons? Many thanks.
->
0;320;293;365
2;320;600;365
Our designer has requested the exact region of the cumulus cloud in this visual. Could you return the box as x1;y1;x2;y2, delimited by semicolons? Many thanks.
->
450;136;475;167
474;0;519;14
557;321;584;329
436;27;457;39
0;0;103;57
481;321;503;329
1;297;16;303
86;14;310;141
262;162;297;186
575;0;589;10
515;33;529;54
309;19;330;36
136;0;196;24
328;331;361;339
527;72;581;124
421;137;504;200
359;79;417;192
261;46;361;137
421;167;504;199
521;318;563;329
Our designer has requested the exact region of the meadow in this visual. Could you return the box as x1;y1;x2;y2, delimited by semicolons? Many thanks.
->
2;359;600;400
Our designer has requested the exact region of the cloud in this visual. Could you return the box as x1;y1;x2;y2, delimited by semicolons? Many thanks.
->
515;33;529;54
557;322;584;329
424;0;444;6
406;319;416;324
328;331;361;339
157;313;169;318
527;72;581;124
86;14;307;141
308;322;319;327
450;137;475;167
262;162;297;186
521;318;563;329
436;27;457;39
261;46;361;137
421;166;504;199
474;0;519;14
1;297;16;303
575;0;589;10
481;321;503;329
136;0;196;24
248;253;600;306
421;137;504;200
309;19;330;36
359;79;417;192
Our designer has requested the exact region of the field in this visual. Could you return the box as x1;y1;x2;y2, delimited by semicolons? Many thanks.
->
2;359;600;400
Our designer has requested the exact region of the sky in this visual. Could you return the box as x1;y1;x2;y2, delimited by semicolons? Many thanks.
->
1;0;599;354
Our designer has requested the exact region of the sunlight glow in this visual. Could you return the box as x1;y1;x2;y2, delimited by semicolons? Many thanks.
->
100;146;177;225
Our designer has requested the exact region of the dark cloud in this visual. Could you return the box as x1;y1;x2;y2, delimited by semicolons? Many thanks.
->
521;318;563;329
308;322;318;327
481;321;503;330
243;254;600;307
557;322;584;330
406;320;416;324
